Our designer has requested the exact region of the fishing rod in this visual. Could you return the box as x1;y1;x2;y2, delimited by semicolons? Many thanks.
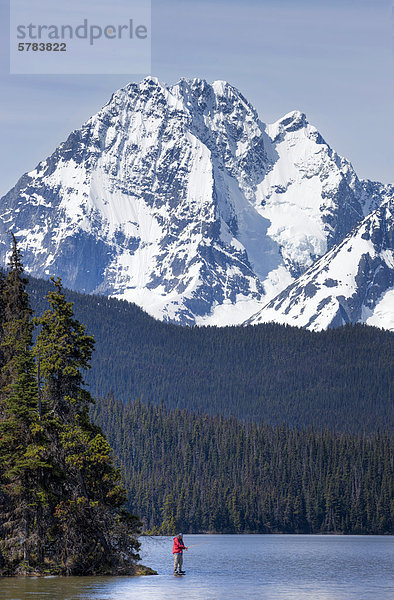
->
186;542;207;548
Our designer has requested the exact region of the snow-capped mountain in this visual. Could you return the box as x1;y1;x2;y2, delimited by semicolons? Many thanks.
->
247;198;394;331
0;77;392;327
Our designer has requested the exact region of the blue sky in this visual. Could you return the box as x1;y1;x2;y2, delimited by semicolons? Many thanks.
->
0;0;393;195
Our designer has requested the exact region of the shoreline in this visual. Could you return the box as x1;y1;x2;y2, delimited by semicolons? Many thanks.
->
0;564;158;578
141;532;393;537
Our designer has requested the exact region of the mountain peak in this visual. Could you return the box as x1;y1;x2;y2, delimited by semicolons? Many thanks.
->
0;78;392;330
280;109;307;127
142;75;161;84
211;79;232;94
268;110;308;138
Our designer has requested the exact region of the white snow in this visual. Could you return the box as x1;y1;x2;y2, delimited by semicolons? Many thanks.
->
195;296;266;327
1;77;393;329
366;289;394;330
248;199;393;331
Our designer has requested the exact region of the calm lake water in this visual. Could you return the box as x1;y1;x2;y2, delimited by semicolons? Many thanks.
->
1;535;393;600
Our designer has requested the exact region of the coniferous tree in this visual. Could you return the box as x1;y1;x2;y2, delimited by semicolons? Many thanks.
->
0;234;48;572
35;276;95;424
34;277;141;575
0;248;145;576
0;267;6;373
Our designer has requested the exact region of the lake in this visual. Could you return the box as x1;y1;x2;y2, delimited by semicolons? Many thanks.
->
1;535;393;600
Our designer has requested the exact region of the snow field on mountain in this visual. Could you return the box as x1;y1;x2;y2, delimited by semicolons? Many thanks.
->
0;77;392;329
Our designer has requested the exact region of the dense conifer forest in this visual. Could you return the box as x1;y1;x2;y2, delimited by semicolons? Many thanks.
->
0;243;143;576
93;396;393;535
0;260;391;556
29;277;393;433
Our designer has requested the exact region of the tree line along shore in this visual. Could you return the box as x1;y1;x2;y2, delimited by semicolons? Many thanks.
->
0;237;392;578
94;396;393;536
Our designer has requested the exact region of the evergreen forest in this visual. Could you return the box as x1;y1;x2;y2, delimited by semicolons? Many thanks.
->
0;255;392;577
29;277;394;433
94;395;393;535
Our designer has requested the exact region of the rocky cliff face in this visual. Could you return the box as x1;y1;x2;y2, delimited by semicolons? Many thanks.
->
0;77;392;328
247;198;394;330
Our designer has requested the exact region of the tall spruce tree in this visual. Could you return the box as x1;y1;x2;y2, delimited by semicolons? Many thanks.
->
34;277;142;575
0;248;144;576
0;234;47;572
35;277;95;425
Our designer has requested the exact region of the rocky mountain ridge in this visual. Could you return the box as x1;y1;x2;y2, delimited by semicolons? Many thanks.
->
0;77;392;329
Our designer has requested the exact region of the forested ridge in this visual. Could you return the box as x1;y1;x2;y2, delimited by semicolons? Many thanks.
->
93;396;393;536
25;276;393;536
28;277;393;433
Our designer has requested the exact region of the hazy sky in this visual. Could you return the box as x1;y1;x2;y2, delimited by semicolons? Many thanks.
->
0;0;393;196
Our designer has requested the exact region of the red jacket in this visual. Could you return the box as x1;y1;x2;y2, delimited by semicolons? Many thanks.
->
173;537;186;554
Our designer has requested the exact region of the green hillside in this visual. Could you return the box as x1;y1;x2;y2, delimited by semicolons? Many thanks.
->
28;276;393;433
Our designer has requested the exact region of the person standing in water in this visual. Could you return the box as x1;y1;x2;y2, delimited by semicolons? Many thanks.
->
173;532;188;574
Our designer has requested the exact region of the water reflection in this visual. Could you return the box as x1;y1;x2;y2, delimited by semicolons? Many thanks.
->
1;535;393;600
